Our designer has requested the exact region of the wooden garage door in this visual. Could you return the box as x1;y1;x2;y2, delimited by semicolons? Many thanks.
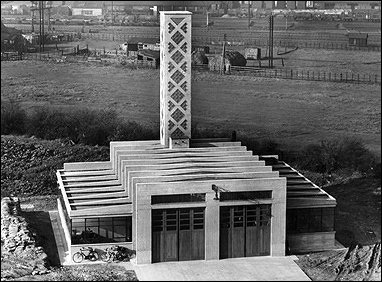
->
220;204;271;259
152;208;205;263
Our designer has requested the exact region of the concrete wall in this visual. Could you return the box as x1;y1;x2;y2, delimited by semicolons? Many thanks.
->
134;177;286;264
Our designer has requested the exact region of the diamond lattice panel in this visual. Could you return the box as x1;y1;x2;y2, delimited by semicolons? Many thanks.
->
171;31;184;45
171;108;184;123
171;51;184;64
171;70;185;84
171;90;184;103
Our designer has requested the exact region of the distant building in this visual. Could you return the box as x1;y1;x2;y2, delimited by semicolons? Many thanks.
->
71;1;104;17
137;49;160;68
348;32;368;47
1;21;25;52
314;1;381;10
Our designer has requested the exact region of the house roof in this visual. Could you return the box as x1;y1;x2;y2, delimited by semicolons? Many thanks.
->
348;32;368;39
128;37;159;44
138;49;160;59
57;139;336;218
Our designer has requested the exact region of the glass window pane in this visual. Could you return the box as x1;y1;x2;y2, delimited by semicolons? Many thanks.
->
71;219;85;244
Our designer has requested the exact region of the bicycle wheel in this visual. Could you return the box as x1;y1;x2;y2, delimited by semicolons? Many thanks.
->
100;252;111;262
72;252;84;263
89;251;99;261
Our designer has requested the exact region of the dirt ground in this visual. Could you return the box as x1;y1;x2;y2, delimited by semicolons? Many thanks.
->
1;60;381;157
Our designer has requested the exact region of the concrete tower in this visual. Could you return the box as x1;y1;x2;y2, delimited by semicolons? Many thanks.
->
159;11;192;148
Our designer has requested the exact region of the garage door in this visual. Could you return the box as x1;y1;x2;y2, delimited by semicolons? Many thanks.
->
152;208;205;263
220;204;271;259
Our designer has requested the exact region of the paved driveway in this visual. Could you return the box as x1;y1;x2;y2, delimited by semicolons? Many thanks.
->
131;256;311;281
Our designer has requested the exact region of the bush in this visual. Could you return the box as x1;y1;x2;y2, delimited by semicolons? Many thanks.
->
297;138;376;175
109;121;158;141
1;99;27;135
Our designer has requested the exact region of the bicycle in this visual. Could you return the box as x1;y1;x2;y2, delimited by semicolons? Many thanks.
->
100;245;134;262
72;246;99;263
100;245;118;262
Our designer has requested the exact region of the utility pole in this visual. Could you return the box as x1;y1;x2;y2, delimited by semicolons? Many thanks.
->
268;13;274;68
220;33;226;75
111;1;114;25
31;1;37;33
247;1;251;29
47;2;52;31
41;1;45;52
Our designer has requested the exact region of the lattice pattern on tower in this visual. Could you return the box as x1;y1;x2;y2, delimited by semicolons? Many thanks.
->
160;12;192;146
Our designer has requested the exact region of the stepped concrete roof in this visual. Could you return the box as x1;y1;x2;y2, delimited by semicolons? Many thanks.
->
57;139;336;218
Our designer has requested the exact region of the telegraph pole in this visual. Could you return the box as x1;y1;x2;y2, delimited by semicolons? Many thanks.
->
41;1;45;51
247;1;251;28
268;13;274;68
111;1;114;25
220;33;226;75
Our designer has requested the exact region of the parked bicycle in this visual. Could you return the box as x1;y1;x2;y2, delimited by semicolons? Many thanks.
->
100;245;133;262
100;245;118;262
72;246;99;263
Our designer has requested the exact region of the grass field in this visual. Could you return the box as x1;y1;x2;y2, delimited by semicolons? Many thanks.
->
1;60;381;157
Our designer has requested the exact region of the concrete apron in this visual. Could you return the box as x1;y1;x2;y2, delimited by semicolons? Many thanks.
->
131;256;311;281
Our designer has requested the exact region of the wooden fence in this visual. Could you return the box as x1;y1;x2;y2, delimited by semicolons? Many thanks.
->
230;66;381;85
20;49;156;68
1;52;23;61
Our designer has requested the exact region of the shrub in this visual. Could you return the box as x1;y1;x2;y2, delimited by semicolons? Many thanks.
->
109;121;158;141
26;107;122;146
297;138;376;175
1;99;27;135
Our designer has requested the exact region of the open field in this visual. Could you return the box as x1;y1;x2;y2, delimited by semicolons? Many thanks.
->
1;60;380;157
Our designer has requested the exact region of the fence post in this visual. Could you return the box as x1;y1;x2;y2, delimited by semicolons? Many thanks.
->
375;75;378;84
357;74;360;83
340;73;343;81
369;74;371;83
307;70;309;80
351;73;354;82
363;74;366;82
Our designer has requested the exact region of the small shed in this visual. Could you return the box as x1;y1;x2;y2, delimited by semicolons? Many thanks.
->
137;49;160;68
348;32;368;47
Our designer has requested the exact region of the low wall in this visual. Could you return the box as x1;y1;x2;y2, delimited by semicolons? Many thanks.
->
1;197;49;278
287;231;336;253
57;198;71;252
